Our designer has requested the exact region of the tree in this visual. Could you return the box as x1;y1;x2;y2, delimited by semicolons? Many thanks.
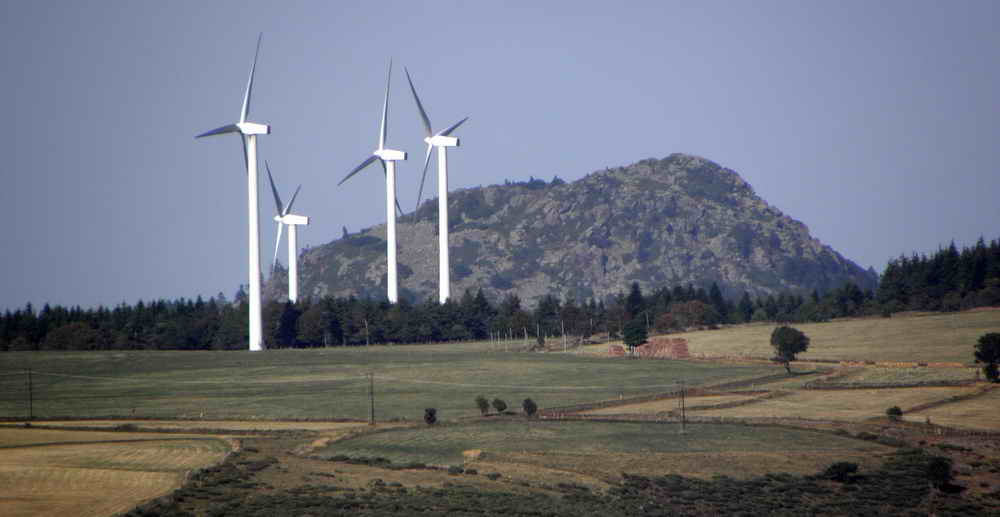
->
886;406;903;421
491;398;507;414
974;332;1000;382
475;395;490;415
770;326;809;374
423;408;437;425
522;398;538;417
622;318;647;356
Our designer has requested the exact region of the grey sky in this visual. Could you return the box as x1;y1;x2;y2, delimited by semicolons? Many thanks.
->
3;1;998;311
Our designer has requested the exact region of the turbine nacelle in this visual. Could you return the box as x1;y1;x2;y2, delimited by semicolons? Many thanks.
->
426;135;459;147
238;121;271;135
275;214;309;226
375;148;406;162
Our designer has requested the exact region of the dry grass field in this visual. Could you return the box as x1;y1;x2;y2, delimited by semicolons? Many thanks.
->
581;393;761;415
670;309;1000;364
904;386;1000;430
694;386;980;421
12;419;369;432
831;366;978;385
0;427;230;517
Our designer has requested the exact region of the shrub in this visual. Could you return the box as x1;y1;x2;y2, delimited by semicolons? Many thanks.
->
475;395;490;415
927;456;954;488
822;462;858;482
492;398;508;413
522;398;538;417
424;408;437;425
485;472;501;480
465;468;478;475
447;465;464;475
886;406;903;420
856;431;878;441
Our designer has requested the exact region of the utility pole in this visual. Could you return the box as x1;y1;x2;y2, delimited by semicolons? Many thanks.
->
363;318;370;346
561;319;566;352
367;372;375;426
679;380;686;434
26;368;33;421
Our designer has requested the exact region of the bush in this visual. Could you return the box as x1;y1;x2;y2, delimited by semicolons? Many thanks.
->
492;398;507;413
424;408;437;425
927;456;954;488
447;465;464;475
856;431;878;441
475;395;490;415
485;472;501;480
822;462;858;482
886;406;903;420
522;398;538;417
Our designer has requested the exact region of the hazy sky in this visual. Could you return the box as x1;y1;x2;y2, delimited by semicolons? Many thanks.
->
3;1;998;311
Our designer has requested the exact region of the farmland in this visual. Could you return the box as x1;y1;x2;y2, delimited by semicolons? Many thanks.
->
0;427;230;517
0;309;998;515
670;309;1000;363
321;419;892;481
0;346;780;421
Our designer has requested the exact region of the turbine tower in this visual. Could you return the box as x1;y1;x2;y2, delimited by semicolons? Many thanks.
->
195;33;270;351
405;67;468;304
339;61;407;303
266;162;309;303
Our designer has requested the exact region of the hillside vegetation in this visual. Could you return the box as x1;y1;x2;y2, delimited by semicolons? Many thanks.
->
289;153;875;304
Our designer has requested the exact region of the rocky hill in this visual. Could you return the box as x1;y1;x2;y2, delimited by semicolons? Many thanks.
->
268;154;877;305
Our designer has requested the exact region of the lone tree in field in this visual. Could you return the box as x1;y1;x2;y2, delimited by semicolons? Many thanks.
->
492;398;508;414
974;332;1000;382
770;326;809;374
424;408;437;425
475;395;490;415
522;398;538;417
623;318;648;357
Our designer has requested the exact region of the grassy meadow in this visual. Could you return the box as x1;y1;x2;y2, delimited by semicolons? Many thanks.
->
667;309;1000;364
0;345;780;421
323;419;892;480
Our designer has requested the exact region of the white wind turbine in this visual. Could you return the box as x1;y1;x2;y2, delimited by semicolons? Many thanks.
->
195;33;270;351
265;162;309;303
338;61;407;303
405;67;468;304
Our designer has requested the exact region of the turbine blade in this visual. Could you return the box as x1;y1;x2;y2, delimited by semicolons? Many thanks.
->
338;155;378;186
241;33;262;124
379;59;391;150
196;124;240;138
285;185;302;215
439;116;469;137
265;161;284;215
404;67;432;137
415;144;432;210
272;222;284;274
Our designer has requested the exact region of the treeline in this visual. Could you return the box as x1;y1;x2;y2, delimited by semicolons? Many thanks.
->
877;237;1000;312
3;238;998;351
0;281;877;351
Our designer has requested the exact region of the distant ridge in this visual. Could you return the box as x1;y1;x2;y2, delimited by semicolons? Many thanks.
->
269;154;876;305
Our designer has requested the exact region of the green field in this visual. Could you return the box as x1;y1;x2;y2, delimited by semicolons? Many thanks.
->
322;419;892;480
0;346;780;421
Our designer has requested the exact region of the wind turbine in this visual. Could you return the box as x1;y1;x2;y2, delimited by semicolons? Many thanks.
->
338;61;407;303
265;162;309;303
195;33;270;351
405;67;468;304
